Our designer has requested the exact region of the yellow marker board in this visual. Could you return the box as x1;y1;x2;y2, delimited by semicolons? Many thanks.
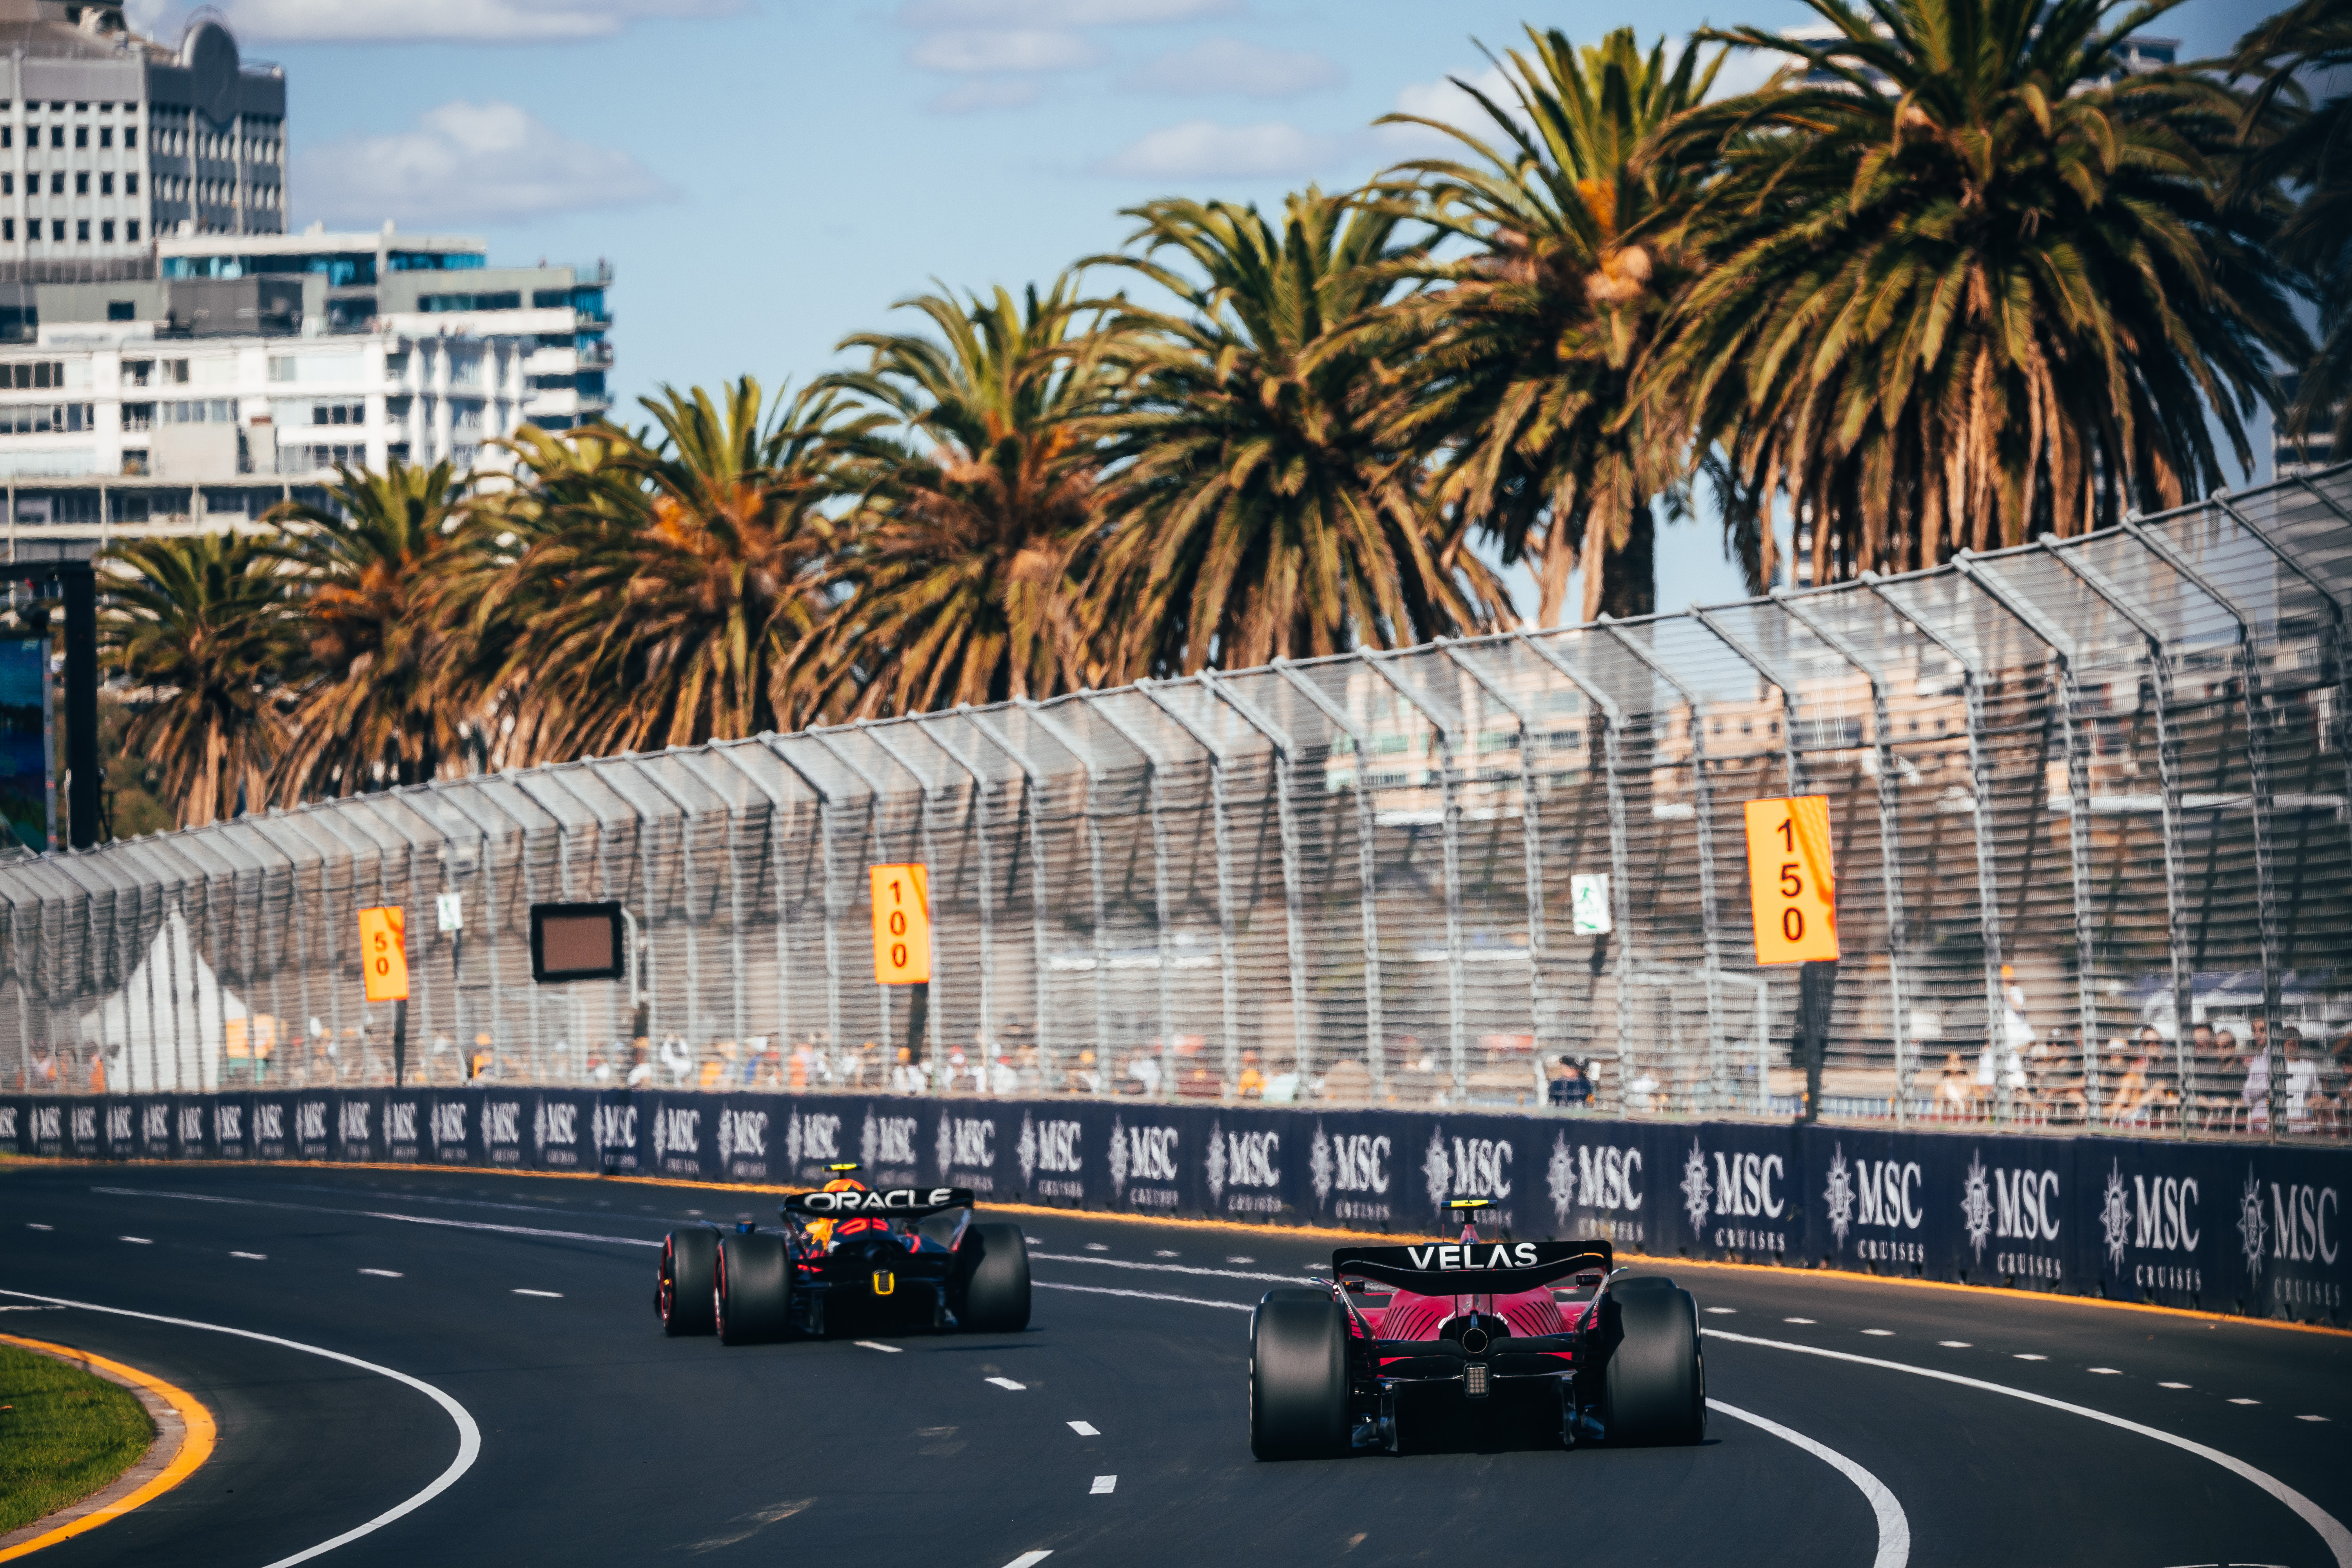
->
1743;796;1840;964
869;864;932;984
358;905;411;1001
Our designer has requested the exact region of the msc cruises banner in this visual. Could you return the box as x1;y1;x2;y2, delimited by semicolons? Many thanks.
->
5;1090;2343;1324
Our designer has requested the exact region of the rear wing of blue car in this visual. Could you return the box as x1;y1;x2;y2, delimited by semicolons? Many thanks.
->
1330;1238;1613;1296
782;1186;976;1220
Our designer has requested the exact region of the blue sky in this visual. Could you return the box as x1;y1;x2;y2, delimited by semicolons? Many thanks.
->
130;0;2283;617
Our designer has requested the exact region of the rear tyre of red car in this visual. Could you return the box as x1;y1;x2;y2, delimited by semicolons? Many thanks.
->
659;1228;717;1336
1250;1292;1350;1459
955;1223;1032;1332
1597;1278;1706;1445
715;1231;792;1345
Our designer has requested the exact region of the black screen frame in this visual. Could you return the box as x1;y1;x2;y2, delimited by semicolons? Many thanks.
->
529;900;626;984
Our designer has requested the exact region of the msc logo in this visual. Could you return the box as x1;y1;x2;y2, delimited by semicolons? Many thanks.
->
864;1112;919;1170
1822;1145;1922;1251
0;1106;13;1141
2099;1161;2202;1270
70;1104;96;1143
652;1106;701;1162
1546;1136;1642;1226
106;1104;133;1143
483;1102;521;1147
178;1105;204;1145
1423;1126;1513;1212
297;1102;328;1143
215;1103;244;1144
1207;1122;1280;1210
534;1101;577;1154
2239;1170;2339;1279
937;1116;995;1175
1310;1125;1392;1208
787;1111;841;1166
1995;1168;2061;1241
430;1102;467;1148
254;1103;285;1143
387;1102;420;1144
31;1105;60;1143
594;1103;637;1152
1017;1114;1082;1180
339;1100;372;1144
717;1108;768;1163
1109;1117;1179;1200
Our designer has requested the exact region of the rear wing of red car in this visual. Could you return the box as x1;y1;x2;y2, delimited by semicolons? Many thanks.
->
1330;1238;1613;1296
782;1186;976;1220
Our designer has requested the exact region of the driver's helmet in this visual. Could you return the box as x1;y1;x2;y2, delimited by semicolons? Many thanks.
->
806;1164;879;1248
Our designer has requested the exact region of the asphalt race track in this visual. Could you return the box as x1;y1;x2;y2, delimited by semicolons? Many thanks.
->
3;1162;2347;1568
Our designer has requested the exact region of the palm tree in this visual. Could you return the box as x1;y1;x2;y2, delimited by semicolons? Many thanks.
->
795;276;1122;716
97;532;288;828
1084;191;1504;674
1652;0;2307;584
1367;27;1724;623
2230;0;2352;452
263;459;477;801
487;379;870;758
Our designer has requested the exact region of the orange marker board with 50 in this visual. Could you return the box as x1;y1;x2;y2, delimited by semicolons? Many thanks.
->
357;905;410;1001
869;864;932;984
1743;796;1839;964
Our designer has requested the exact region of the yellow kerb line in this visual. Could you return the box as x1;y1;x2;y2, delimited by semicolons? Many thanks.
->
0;1334;217;1561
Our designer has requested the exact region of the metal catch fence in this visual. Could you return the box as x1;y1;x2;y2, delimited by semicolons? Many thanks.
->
9;465;2352;1139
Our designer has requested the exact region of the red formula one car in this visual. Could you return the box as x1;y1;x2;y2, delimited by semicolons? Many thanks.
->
1250;1201;1705;1457
655;1166;1031;1345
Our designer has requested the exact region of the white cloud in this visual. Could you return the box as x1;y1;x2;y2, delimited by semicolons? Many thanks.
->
1095;119;1343;181
1374;64;1516;159
930;78;1047;113
909;27;1102;72
294;101;670;227
900;0;1235;24
136;0;738;43
1127;38;1345;98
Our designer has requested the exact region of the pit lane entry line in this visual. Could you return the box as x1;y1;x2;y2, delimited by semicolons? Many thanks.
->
1702;1328;2352;1568
1707;1400;1908;1568
0;1288;483;1568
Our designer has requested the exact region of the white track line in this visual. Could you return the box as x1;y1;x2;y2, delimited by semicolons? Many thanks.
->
1090;1474;1116;1494
1068;1420;1100;1436
854;1340;903;1354
1705;1328;2352;1566
986;1376;1027;1391
92;1186;662;1249
1001;1553;1052;1568
1032;1280;1252;1312
1031;1252;1309;1285
0;1287;481;1568
1710;1400;1908;1568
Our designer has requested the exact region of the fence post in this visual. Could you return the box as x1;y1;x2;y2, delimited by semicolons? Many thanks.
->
2038;536;2196;1131
1018;701;1119;1093
1867;574;2009;1127
246;816;317;1087
430;785;524;1078
759;737;844;1079
1363;652;1469;1103
2129;514;2295;1140
1599;617;1729;1114
809;731;901;1075
964;710;1057;1087
1515;632;1637;1108
1272;658;1387;1102
707;743;806;1080
1439;642;1550;1084
1201;670;1315;1088
1770;591;1919;1125
1136;679;1243;1098
1086;695;1188;1101
921;718;998;1052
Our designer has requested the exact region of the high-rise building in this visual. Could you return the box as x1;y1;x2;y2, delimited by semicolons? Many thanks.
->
0;5;615;565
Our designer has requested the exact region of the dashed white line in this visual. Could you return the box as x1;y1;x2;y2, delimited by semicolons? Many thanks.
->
512;1289;563;1298
1706;1328;2352;1567
361;1268;404;1278
2014;1354;2048;1361
1225;1256;1255;1264
2160;1382;2192;1389
2088;1367;2121;1375
1862;1329;1894;1337
1031;1252;1309;1285
1710;1399;1908;1568
1083;1243;1109;1252
1067;1420;1100;1436
2231;1398;2262;1406
1152;1250;1179;1258
855;1340;903;1354
1089;1475;1117;1495
1704;1306;1738;1314
1001;1553;1052;1568
25;1223;52;1231
1939;1340;1971;1348
1033;1281;1251;1312
986;1376;1027;1391
1784;1317;1816;1325
2300;1415;2331;1422
230;1251;267;1260
120;1236;152;1245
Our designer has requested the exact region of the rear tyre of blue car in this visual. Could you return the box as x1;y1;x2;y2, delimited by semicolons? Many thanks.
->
715;1231;792;1345
659;1227;717;1337
955;1223;1032;1332
1250;1292;1350;1459
1597;1278;1706;1445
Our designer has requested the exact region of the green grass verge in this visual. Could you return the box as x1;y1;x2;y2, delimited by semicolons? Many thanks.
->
0;1343;156;1535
